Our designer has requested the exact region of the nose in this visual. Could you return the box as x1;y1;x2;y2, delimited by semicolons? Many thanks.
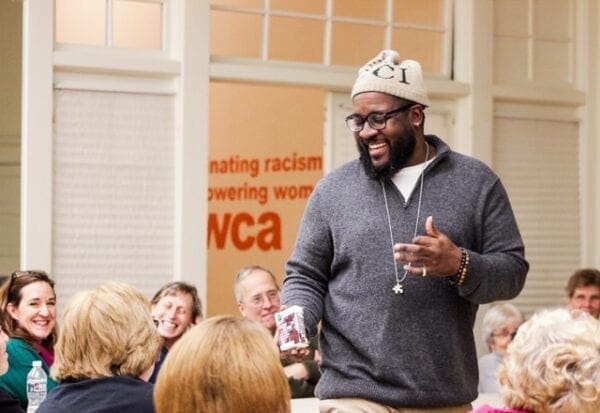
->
39;304;50;316
167;308;178;319
261;297;274;309
358;122;378;140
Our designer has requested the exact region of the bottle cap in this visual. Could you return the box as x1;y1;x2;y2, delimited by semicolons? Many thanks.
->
32;360;42;367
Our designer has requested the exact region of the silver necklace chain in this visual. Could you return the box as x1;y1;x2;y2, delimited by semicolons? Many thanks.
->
382;143;429;294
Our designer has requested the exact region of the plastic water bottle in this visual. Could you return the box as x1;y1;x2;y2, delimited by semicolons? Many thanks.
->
26;360;47;413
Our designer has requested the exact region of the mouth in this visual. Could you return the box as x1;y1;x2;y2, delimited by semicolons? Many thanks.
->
30;319;54;339
367;140;389;160
262;312;276;321
159;321;178;332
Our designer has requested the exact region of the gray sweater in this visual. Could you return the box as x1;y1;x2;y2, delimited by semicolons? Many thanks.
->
282;135;528;408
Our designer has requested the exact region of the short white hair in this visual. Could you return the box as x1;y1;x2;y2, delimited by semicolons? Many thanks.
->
481;302;524;347
499;308;600;413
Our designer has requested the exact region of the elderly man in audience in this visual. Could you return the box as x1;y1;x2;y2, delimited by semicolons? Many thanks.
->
565;268;600;318
37;281;161;413
478;303;524;393
472;307;600;413
154;315;291;413
148;281;202;383
234;265;321;398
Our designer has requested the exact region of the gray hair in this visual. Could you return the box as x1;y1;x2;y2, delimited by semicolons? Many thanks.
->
481;302;524;346
233;265;279;303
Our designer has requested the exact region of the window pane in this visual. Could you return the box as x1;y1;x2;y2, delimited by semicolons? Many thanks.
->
393;0;444;26
391;28;443;74
494;37;529;84
534;0;571;39
331;23;385;67
494;0;529;37
55;0;106;46
534;40;571;84
270;17;324;63
211;10;262;58
271;0;325;14
211;0;263;7
113;0;162;50
333;0;386;20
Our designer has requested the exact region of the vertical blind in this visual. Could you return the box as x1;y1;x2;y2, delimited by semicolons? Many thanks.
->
53;89;175;303
493;115;580;316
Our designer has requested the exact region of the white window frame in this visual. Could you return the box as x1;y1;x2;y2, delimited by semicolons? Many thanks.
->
21;0;208;306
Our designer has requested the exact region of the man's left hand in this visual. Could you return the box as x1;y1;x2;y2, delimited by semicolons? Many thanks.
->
393;216;462;277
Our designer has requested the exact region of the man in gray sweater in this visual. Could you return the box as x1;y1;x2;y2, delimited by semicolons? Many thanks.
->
282;50;529;412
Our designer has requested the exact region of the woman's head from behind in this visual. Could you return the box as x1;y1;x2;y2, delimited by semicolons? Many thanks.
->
52;281;161;381
499;308;600;413
0;270;57;346
155;315;290;413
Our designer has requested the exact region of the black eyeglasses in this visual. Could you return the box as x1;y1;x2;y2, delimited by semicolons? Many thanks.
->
345;103;415;132
491;329;518;340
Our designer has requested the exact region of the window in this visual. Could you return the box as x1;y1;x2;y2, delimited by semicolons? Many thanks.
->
55;0;164;50
493;0;574;86
210;0;452;77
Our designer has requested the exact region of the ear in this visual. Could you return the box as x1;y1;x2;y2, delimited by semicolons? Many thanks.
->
409;106;425;127
6;302;19;321
566;296;574;308
238;301;247;317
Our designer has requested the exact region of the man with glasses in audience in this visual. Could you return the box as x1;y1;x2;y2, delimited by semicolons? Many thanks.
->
565;268;600;318
234;265;321;398
282;50;529;412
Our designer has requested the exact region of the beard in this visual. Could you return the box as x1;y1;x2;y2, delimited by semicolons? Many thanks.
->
357;128;417;180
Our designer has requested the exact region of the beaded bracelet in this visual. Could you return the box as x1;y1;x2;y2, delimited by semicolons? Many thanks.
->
449;248;470;286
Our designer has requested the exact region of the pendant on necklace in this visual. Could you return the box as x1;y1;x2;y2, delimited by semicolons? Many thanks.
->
392;282;404;294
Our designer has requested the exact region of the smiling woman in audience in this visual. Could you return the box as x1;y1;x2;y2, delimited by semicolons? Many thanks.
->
37;281;161;413
148;281;202;383
154;315;290;413
0;270;58;410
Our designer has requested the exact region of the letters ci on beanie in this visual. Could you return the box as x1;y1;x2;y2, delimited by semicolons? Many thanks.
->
351;49;429;107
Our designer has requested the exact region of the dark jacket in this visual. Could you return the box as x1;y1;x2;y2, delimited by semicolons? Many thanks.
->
0;388;25;413
148;346;168;384
37;376;154;413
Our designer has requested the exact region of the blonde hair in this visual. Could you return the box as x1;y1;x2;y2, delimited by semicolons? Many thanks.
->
52;281;161;380
154;315;290;413
499;308;600;413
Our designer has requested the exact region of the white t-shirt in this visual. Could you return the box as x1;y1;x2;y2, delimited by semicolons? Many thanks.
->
391;157;435;202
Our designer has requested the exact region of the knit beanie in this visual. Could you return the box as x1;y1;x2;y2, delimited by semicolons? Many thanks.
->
351;50;429;106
